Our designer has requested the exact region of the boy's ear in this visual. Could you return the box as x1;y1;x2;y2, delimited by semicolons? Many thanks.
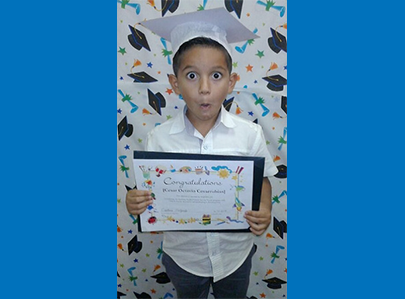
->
168;74;181;95
228;73;238;94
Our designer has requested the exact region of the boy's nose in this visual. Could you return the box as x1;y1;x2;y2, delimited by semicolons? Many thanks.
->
199;77;210;95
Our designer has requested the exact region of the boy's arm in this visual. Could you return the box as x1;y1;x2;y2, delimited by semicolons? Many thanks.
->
244;177;272;236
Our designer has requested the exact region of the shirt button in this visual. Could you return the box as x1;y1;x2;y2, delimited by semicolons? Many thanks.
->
203;145;208;150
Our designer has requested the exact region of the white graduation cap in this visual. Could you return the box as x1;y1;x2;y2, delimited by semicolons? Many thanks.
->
140;7;259;57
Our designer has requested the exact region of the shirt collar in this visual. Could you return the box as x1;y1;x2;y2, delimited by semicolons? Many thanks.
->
169;105;236;135
219;105;237;129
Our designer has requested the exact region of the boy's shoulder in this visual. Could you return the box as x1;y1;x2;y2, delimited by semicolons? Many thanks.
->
147;113;179;136
148;109;263;138
225;110;262;132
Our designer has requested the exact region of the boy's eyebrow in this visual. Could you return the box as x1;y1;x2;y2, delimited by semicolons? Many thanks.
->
180;65;228;72
180;65;194;72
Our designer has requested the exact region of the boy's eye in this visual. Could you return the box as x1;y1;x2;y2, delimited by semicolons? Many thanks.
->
212;72;222;79
186;72;197;79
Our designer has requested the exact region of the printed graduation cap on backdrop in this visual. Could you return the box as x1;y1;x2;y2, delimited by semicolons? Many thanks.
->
225;0;244;19
128;25;151;51
151;272;171;284
273;217;287;239
275;164;286;179
125;184;136;191
262;74;287;92
262;277;287;289
223;97;235;112
127;235;143;254
127;71;158;83
147;88;166;115
134;291;152;299
161;0;179;16
140;7;259;57
281;96;287;114
118;116;133;140
268;27;287;53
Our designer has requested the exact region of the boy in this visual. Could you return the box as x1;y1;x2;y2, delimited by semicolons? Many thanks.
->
126;8;278;299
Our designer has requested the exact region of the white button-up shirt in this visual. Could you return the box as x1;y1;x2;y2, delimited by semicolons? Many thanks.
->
145;106;278;282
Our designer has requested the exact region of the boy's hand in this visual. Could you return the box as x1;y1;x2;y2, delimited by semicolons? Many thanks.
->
244;207;272;236
244;178;272;236
126;189;153;216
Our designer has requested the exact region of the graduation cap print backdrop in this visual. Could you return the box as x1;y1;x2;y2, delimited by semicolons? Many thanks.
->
147;88;166;115
128;25;151;51
161;0;180;16
225;0;244;19
117;1;287;298
268;26;287;54
118;116;133;140
127;71;158;83
262;74;287;92
144;0;180;17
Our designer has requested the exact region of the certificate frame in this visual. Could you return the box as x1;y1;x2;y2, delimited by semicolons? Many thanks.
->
133;151;265;232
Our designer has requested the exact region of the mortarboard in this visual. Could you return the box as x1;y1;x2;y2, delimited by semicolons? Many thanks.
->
262;74;287;92
147;88;166;115
275;164;286;179
117;291;126;298
223;97;234;112
151;272;171;284
127;235;143;254
134;292;152;299
125;184;136;191
140;7;259;57
118;116;133;140
161;0;179;17
128;25;151;51
225;0;244;19
273;217;287;239
127;71;158;83
281;96;287;114
262;277;287;289
268;28;287;53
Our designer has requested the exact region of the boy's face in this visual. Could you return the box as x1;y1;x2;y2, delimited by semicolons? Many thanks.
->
169;46;237;129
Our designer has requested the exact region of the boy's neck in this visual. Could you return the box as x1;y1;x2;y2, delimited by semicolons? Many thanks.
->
193;121;215;138
186;111;220;138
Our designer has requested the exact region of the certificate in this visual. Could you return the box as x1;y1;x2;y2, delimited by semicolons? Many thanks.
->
133;151;265;232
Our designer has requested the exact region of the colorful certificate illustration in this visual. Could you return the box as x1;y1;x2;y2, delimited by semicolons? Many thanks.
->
133;151;264;232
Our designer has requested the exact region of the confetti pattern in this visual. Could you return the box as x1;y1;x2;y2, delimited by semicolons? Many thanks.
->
117;0;287;298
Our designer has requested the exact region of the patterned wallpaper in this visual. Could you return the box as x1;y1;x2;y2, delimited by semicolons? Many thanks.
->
117;1;287;298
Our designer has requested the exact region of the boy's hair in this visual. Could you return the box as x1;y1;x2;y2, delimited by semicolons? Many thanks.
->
172;37;233;76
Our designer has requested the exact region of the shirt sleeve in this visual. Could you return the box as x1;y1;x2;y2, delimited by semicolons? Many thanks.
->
250;125;279;177
145;129;159;151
